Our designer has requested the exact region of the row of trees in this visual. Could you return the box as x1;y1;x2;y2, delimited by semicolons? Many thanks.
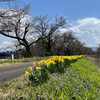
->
17;32;94;57
0;2;94;57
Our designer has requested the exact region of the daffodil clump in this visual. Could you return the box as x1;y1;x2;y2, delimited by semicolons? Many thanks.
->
25;61;49;85
25;55;83;85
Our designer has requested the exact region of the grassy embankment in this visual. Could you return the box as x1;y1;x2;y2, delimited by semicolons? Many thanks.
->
0;56;50;67
0;56;100;99
86;55;100;67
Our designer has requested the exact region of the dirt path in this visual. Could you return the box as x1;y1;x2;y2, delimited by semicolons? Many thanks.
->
0;61;39;83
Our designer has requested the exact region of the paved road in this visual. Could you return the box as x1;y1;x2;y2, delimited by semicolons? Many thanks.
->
0;61;39;83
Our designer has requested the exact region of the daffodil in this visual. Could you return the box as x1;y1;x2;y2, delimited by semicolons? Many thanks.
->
36;67;42;71
28;66;33;71
50;61;56;65
58;58;61;63
33;62;35;66
61;59;64;63
38;60;44;66
44;60;47;64
46;62;50;67
25;71;28;75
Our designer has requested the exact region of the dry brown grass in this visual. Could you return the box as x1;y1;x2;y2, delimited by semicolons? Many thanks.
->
0;74;30;100
85;55;100;67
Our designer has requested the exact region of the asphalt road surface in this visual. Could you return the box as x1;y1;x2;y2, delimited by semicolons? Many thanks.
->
0;61;39;83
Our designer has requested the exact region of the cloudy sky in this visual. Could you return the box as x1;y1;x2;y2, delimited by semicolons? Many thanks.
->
0;0;100;51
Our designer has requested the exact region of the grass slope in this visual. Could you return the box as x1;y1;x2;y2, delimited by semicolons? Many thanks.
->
0;57;50;67
0;57;100;100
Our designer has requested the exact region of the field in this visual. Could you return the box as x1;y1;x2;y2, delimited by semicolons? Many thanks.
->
0;56;100;100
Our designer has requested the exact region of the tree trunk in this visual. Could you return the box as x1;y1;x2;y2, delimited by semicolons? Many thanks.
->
46;43;52;56
66;47;71;55
25;45;32;57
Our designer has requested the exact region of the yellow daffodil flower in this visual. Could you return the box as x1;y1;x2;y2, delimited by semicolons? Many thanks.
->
28;66;33;71
25;71;28;75
61;59;64;63
33;62;35;66
36;67;42;71
46;62;50;67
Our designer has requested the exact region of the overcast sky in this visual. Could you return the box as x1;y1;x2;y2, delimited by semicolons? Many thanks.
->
0;0;100;51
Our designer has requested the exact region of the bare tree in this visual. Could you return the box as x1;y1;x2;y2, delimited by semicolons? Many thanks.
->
0;4;43;57
57;32;77;55
52;32;86;56
32;15;69;56
96;44;100;55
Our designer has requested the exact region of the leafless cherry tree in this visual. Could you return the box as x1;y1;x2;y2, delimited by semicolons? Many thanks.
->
32;15;70;56
0;4;44;57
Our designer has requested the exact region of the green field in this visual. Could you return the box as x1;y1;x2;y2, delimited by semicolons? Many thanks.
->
0;56;100;100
